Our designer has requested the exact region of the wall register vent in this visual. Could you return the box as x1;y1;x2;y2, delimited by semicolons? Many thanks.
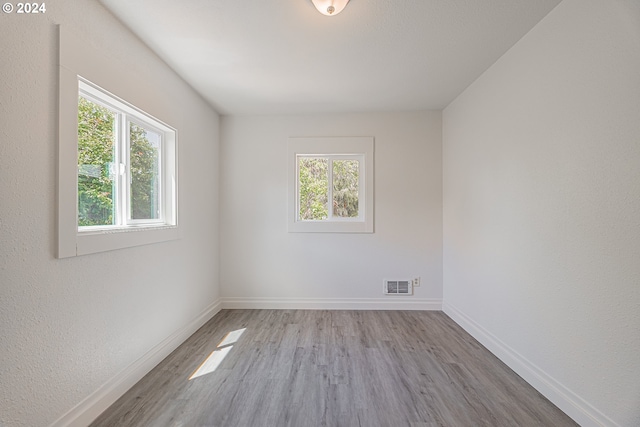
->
383;280;413;295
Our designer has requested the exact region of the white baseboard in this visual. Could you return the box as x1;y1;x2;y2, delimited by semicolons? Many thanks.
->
221;297;442;311
443;302;619;427
50;299;223;427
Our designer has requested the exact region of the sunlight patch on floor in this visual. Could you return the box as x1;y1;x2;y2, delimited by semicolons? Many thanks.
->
218;328;246;347
189;328;246;380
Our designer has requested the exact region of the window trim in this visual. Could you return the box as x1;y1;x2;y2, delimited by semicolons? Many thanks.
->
57;26;180;258
288;137;374;233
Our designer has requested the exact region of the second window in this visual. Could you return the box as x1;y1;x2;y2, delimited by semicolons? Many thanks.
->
297;155;363;221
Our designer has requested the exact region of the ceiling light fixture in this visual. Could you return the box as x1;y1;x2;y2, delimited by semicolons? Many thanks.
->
311;0;350;16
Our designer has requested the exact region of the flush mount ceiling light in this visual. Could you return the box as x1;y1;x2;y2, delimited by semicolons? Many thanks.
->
311;0;350;16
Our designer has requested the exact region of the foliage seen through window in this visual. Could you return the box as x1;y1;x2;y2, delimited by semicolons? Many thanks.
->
298;157;359;221
77;96;161;227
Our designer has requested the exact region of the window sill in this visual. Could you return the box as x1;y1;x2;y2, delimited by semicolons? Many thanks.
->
78;224;176;235
288;220;373;233
75;225;180;257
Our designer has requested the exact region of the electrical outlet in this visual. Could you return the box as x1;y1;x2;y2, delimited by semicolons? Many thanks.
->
412;277;421;287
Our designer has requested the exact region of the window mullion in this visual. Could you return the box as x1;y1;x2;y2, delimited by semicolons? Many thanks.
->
120;114;129;226
114;112;123;226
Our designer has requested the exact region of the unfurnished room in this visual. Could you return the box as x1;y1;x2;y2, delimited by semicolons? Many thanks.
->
0;0;639;426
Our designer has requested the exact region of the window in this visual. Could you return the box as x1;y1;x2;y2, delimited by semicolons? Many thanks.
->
297;155;362;221
288;137;374;233
57;27;180;258
77;80;176;231
57;70;179;258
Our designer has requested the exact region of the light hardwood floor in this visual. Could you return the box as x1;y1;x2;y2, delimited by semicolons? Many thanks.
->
90;310;578;427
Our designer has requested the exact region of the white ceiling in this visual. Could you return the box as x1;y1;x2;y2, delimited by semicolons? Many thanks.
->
98;0;561;115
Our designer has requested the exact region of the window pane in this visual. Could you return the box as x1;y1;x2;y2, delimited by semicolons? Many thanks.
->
130;123;161;220
332;159;359;218
77;96;116;227
298;158;328;220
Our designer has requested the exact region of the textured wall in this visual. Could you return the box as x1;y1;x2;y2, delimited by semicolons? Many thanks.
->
220;112;442;305
443;0;640;425
0;2;220;426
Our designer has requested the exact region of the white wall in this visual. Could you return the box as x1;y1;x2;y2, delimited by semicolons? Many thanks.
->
220;112;442;309
0;2;220;426
442;0;640;426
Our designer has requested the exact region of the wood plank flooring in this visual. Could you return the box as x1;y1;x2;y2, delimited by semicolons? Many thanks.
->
90;310;578;427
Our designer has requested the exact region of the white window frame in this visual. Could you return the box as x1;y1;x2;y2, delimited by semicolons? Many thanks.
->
125;116;166;226
296;154;365;222
288;137;374;233
77;79;175;231
57;27;180;258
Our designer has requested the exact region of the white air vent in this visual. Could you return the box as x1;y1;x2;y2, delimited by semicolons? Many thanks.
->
383;280;413;295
